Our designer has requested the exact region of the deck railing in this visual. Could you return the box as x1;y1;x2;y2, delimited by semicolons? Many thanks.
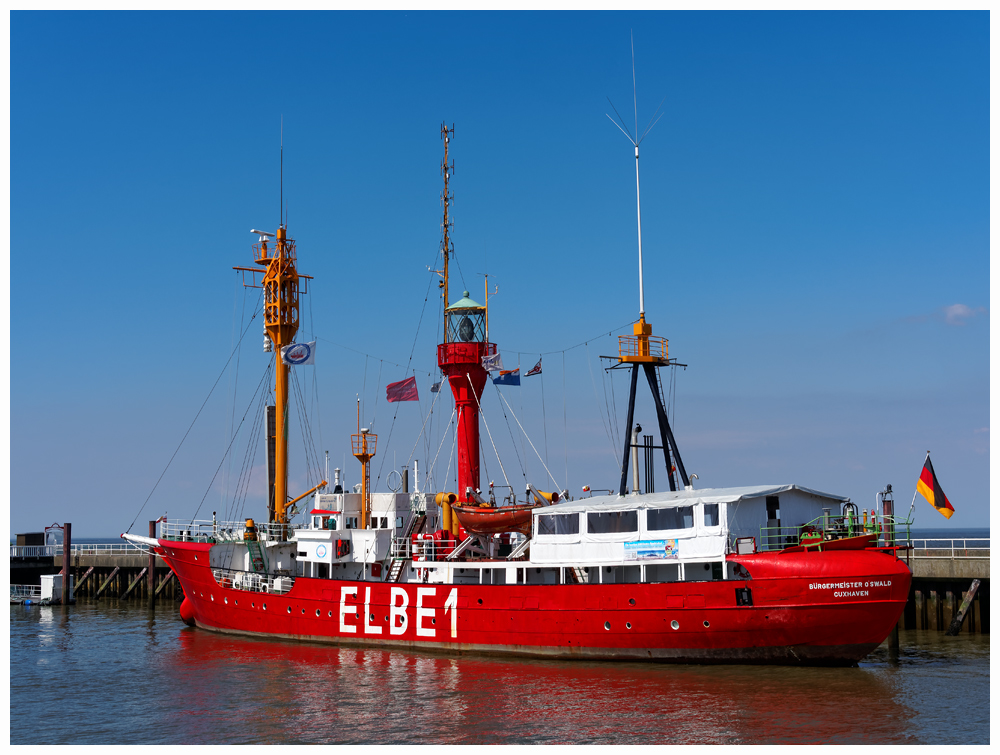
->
158;519;289;544
756;513;914;553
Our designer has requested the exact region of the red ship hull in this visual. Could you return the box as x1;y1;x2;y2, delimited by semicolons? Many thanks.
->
158;539;911;665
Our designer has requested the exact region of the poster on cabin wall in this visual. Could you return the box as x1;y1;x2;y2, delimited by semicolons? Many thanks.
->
625;539;678;561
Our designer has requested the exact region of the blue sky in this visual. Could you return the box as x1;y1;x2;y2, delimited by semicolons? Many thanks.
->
10;11;989;537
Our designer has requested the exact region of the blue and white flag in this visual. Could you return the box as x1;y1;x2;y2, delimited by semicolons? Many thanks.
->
481;352;503;372
280;341;316;366
493;369;520;386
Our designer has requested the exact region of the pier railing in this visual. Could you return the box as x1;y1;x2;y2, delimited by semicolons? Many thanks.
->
10;544;146;558
909;539;989;559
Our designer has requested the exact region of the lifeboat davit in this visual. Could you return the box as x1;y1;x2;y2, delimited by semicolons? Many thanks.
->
450;503;541;536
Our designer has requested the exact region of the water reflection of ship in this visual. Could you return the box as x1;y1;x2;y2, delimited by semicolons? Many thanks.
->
171;628;919;745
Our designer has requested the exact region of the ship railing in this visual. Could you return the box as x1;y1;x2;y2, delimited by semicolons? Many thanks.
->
158;519;288;544
909;539;989;559
409;538;456;562
390;537;412;560
10;584;43;599
211;567;295;595
755;513;915;553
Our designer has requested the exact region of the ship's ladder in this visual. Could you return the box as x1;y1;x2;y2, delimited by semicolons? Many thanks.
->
247;539;268;573
385;513;427;582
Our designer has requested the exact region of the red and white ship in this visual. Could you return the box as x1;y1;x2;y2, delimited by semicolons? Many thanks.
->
124;125;911;665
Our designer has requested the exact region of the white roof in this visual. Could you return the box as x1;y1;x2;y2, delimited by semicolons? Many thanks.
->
538;484;849;516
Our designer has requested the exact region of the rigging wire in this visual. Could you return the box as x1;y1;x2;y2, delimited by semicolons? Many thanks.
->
467;373;510;491
492;382;527;483
192;361;275;522
426;406;457;493
229;362;272;522
494;389;562;492
372;266;437;490
405;377;444;466
587;343;621;470
127;298;262;533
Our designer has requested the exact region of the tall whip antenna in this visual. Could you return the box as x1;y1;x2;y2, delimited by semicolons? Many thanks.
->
280;116;284;228
607;32;666;318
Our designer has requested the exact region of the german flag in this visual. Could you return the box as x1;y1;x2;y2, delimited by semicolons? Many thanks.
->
917;454;955;519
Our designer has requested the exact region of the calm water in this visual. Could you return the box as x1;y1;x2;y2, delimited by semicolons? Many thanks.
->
9;598;989;745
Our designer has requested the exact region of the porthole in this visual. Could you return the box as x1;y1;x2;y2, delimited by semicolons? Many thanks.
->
478;598;483;605
604;621;611;630
432;618;436;625
263;604;267;610
703;620;710;628
235;600;238;606
252;602;255;608
210;594;214;602
703;563;710;571
626;622;632;629
316;609;321;617
671;620;679;630
384;616;389;622
536;568;541;574
606;567;612;573
301;608;305;615
355;613;360;619
194;555;198;561
328;611;333;618
628;598;636;606
224;597;228;605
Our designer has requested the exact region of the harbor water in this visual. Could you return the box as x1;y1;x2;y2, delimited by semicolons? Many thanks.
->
10;598;989;744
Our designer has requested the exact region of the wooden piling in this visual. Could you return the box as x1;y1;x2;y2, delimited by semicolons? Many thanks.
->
148;521;156;609
946;579;981;636
61;523;72;604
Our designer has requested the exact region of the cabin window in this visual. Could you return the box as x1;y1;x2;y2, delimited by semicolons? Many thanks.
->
313;517;321;529
537;513;580;536
587;511;638;534
647;506;694;531
704;504;720;527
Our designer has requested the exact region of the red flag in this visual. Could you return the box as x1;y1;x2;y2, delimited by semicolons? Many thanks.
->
386;376;419;402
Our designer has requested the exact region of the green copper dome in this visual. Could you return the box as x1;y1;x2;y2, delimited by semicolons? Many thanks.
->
446;290;484;311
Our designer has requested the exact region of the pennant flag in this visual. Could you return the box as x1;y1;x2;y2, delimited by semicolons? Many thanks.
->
525;358;542;376
386;376;419;402
430;381;442;393
280;341;316;366
917;454;955;519
493;369;520;386
481;352;504;372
